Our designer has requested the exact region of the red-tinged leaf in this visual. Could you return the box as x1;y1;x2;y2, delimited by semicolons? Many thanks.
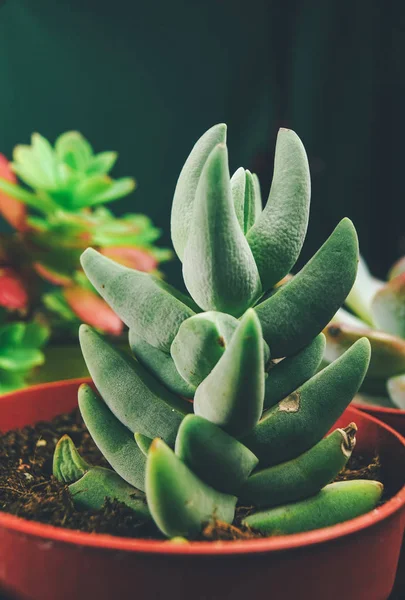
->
388;257;405;281
371;274;405;339
33;262;73;286
0;154;27;231
101;246;158;272
0;267;28;311
324;320;405;379
64;285;123;335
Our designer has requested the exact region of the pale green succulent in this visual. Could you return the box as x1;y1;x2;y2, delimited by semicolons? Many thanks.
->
53;125;382;540
325;255;405;409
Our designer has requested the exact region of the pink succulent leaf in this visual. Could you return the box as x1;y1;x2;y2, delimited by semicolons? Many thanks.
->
33;262;73;286
0;267;29;311
63;285;123;336
101;246;158;272
388;257;405;281
387;373;405;410
371;274;405;339
0;154;27;231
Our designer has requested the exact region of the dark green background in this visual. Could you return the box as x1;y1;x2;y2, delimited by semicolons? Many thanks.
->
0;0;403;285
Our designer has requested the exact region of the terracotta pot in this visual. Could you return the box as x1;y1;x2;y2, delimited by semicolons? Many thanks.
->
1;380;405;600
354;396;405;438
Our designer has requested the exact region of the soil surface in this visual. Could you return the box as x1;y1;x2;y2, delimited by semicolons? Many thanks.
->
0;409;383;541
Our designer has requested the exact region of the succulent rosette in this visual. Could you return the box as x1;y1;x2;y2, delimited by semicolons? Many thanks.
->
52;125;382;540
0;131;171;337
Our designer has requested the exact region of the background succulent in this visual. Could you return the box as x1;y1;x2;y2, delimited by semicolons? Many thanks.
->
53;125;381;540
0;132;171;389
324;255;405;409
0;310;48;393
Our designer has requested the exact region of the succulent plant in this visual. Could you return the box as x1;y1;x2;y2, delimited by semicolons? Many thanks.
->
0;132;171;340
324;255;405;409
53;125;382;540
0;310;49;393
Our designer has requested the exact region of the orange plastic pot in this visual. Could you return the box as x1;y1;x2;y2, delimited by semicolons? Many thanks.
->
1;379;405;600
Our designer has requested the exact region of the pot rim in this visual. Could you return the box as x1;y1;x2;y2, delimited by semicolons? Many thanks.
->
354;400;405;419
1;380;405;556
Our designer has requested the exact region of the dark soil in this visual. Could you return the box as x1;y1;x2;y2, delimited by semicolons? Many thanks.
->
0;408;160;539
0;409;384;541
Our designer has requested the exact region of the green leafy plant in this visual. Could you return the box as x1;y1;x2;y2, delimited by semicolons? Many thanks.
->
53;125;382;540
0;310;49;393
324;255;405;409
0;133;171;390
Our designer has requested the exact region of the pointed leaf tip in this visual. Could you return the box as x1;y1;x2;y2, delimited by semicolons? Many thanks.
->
247;128;310;290
182;144;261;316
255;218;359;357
146;437;236;538
171;124;227;261
53;434;90;483
194;309;265;438
81;248;195;351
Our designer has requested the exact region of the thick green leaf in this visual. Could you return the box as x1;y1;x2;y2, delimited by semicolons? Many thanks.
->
231;168;259;234
78;384;146;490
230;167;246;231
243;480;383;535
252;173;262;218
134;432;153;456
129;330;196;398
244;170;258;233
194;309;265;438
170;311;239;388
146;438;236;538
247;128;310;291
79;326;191;446
240;424;356;508
175;415;258;495
255;218;359;358
182;143;261;316
81;248;196;352
171;123;227;261
264;334;325;409
69;467;150;519
243;338;370;466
